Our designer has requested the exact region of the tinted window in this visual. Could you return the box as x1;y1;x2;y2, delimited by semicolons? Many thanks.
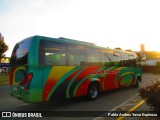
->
99;49;112;65
39;40;67;66
128;53;137;66
10;38;32;66
119;52;129;66
67;45;86;66
128;53;134;60
110;51;121;66
120;52;129;60
112;51;121;62
86;48;100;65
119;52;137;66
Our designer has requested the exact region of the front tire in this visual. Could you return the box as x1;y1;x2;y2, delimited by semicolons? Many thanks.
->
87;83;99;100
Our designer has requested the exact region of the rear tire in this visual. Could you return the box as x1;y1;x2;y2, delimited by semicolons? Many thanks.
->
87;83;99;100
134;78;140;88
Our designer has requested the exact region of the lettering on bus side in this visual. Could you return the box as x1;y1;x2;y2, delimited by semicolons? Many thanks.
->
90;70;120;74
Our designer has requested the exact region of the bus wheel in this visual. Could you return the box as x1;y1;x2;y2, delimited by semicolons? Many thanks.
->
87;83;99;100
134;78;140;88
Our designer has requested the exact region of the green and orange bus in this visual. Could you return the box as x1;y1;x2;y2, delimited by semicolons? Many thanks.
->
9;36;142;103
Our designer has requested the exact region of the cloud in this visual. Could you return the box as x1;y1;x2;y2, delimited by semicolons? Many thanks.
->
31;0;46;7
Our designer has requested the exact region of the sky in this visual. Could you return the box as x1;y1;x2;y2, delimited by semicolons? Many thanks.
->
1;0;160;57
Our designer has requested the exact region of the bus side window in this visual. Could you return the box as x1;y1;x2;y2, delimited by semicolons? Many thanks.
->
99;49;112;66
39;40;67;66
86;48;100;66
128;54;136;66
67;45;86;66
119;52;129;66
111;51;121;66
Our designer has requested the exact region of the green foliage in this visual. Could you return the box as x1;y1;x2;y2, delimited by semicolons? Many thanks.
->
0;33;8;59
0;74;9;84
139;80;160;112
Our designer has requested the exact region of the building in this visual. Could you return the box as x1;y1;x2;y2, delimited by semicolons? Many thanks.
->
0;57;10;67
135;45;160;66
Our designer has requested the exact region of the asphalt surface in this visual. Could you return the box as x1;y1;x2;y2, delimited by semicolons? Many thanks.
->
94;73;160;120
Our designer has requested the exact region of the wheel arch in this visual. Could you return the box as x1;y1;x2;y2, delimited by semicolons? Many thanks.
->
86;78;101;100
88;78;100;88
85;78;101;96
135;74;142;82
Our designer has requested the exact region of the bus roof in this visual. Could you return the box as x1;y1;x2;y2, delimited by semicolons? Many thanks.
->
29;35;135;54
58;37;94;46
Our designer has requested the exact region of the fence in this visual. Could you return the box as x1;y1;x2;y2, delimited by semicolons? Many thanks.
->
141;65;160;73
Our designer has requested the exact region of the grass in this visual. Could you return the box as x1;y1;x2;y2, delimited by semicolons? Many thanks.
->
0;73;9;84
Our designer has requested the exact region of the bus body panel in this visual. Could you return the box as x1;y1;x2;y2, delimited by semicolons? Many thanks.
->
41;65;141;102
9;36;44;103
9;35;142;103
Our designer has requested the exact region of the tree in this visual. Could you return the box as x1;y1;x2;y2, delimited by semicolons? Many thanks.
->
139;80;160;112
0;33;8;62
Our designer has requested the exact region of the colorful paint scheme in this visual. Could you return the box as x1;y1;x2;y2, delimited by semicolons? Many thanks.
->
9;36;142;103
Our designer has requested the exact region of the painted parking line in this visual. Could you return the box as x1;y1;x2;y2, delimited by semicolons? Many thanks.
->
16;103;30;107
117;100;145;120
92;94;142;120
110;93;139;111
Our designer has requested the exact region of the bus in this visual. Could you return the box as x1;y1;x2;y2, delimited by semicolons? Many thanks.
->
9;36;142;103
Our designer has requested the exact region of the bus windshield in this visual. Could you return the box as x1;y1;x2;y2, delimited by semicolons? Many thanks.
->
10;38;32;66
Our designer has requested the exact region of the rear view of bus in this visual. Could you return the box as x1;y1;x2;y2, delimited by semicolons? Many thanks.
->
9;36;42;103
